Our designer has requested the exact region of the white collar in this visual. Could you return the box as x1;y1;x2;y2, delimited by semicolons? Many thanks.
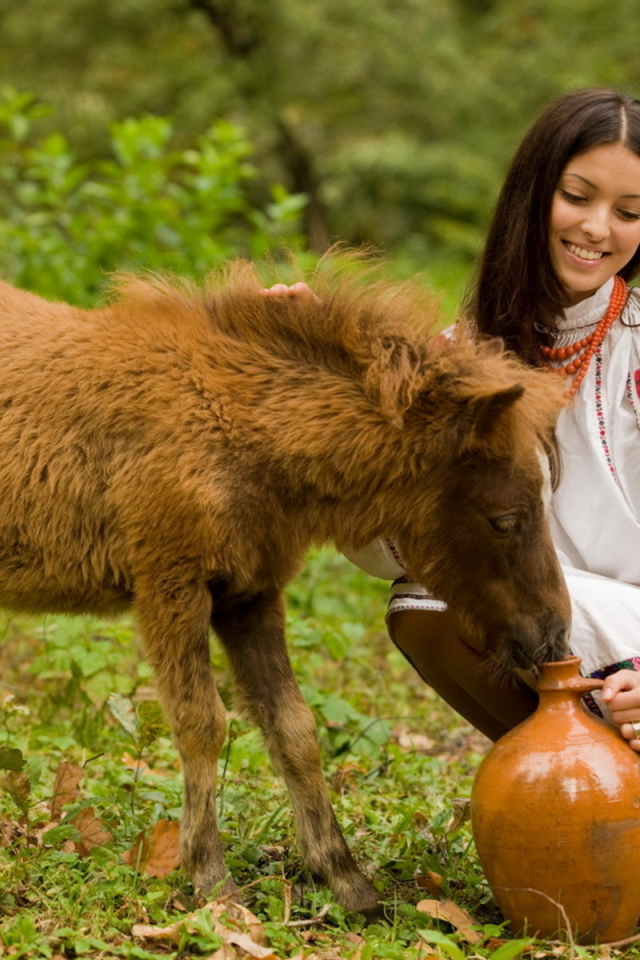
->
555;278;614;332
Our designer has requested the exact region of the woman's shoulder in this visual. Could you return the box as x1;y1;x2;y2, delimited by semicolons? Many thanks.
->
624;286;640;328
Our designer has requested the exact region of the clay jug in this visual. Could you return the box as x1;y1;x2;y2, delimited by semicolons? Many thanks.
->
471;656;640;944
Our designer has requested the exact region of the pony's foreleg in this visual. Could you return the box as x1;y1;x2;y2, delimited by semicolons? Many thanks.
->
135;578;232;899
212;590;382;918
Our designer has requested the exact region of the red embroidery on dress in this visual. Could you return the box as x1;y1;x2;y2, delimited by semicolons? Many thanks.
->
628;373;640;434
635;368;640;401
594;346;619;485
385;539;404;566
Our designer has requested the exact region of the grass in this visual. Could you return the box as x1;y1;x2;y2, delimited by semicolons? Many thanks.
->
0;549;633;959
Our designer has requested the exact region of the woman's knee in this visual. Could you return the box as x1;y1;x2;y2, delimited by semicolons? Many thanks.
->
388;608;459;660
387;608;465;688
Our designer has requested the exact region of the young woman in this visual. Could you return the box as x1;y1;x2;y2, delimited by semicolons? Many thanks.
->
267;89;640;751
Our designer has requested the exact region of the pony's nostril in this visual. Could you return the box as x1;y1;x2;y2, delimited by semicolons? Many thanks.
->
548;623;570;662
535;614;570;664
512;642;536;670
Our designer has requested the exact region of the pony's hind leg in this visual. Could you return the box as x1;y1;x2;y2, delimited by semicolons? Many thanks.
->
135;577;233;900
211;589;382;919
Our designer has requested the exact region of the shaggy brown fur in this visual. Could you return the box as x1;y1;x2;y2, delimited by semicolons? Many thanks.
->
0;262;570;916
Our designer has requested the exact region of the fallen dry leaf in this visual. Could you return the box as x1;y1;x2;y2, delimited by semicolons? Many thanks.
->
391;725;436;753
205;946;236;960
285;903;331;929
133;898;267;947
215;902;266;944
415;869;445;899
415;946;440;960
259;844;285;859
51;762;84;821
121;752;169;778
225;932;279;959
330;761;366;794
121;752;150;775
1;770;31;807
122;819;180;877
344;933;365;945
416;897;482;945
71;806;112;856
444;798;471;835
0;818;20;847
131;921;177;943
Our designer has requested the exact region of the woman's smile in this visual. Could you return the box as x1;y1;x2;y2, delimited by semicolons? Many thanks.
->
562;241;610;263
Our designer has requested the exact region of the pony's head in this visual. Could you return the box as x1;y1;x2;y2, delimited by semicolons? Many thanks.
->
387;337;571;673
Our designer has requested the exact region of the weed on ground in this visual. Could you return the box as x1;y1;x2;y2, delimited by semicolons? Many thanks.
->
0;550;633;959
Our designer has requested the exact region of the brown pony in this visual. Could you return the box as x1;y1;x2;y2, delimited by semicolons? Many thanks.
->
0;262;570;917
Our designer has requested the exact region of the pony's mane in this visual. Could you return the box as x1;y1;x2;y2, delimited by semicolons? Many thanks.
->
204;259;445;378
108;259;565;451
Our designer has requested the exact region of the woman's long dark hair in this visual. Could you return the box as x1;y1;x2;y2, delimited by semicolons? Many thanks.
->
465;89;640;365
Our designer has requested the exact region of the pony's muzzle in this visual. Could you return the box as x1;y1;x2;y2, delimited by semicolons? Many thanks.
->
507;612;570;671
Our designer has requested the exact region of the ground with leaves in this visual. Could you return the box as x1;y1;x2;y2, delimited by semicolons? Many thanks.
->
0;550;635;960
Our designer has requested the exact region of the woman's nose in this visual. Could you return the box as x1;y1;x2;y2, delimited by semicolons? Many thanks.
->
581;206;610;242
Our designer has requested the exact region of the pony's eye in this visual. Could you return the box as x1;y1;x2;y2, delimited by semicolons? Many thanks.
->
488;514;521;536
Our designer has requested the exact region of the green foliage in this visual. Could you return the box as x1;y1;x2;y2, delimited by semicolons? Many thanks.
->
0;87;309;304
0;548;604;958
2;0;640;272
0;745;26;774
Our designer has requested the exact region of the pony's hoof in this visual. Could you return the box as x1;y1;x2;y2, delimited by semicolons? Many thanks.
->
335;875;383;920
358;900;387;923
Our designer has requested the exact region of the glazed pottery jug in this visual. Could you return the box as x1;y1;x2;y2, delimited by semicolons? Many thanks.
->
471;657;640;944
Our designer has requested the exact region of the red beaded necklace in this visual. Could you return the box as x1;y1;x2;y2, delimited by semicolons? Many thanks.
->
540;275;629;399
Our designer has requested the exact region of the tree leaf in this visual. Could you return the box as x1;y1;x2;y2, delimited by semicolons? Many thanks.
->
107;693;138;737
0;745;26;772
418;929;467;960
136;699;170;748
41;822;79;846
490;940;537;960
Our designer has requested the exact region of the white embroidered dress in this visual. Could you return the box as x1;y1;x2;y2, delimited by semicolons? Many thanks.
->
345;278;640;695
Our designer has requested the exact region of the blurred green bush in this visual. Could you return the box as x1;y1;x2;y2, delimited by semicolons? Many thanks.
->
0;88;309;303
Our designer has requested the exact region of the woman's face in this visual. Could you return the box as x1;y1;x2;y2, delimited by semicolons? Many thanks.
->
549;142;640;305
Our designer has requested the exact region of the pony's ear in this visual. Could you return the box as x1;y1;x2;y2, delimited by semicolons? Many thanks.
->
458;385;525;453
364;335;429;427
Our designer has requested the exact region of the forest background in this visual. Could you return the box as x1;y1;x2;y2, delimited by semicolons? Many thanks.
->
2;3;640;958
2;0;640;307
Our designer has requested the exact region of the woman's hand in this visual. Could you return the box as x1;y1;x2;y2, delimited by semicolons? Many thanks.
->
261;282;316;298
601;669;640;751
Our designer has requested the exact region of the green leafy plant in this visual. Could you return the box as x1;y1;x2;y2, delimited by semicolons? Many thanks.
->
0;87;311;304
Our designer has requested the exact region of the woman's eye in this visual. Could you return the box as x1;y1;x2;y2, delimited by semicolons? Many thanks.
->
560;189;586;204
488;514;522;536
619;209;640;221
